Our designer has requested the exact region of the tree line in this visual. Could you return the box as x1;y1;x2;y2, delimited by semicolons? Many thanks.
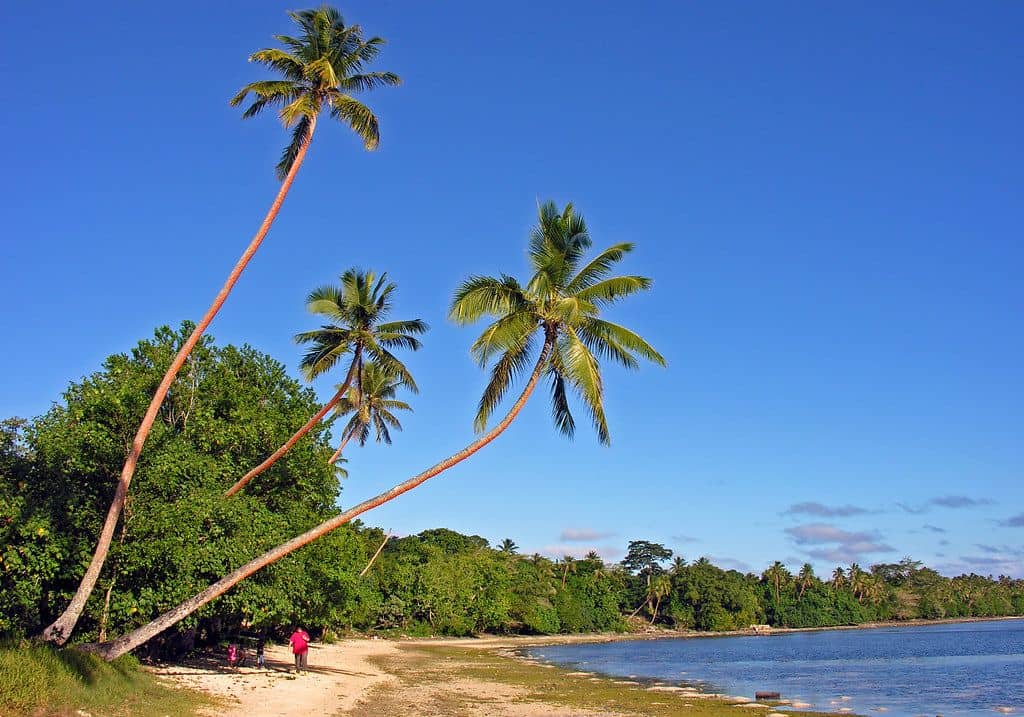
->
2;329;1020;656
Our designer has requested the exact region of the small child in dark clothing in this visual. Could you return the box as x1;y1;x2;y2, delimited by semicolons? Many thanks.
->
256;639;266;668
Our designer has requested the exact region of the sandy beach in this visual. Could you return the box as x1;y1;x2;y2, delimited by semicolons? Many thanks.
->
150;634;800;717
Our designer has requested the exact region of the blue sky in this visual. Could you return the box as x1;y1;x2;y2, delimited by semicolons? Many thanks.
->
2;1;1022;577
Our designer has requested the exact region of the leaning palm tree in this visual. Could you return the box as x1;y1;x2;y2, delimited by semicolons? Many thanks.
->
224;269;425;497
327;361;413;464
92;201;664;660
43;6;400;645
647;574;672;624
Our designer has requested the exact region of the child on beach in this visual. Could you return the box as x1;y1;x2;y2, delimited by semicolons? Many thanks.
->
256;639;265;668
288;627;310;674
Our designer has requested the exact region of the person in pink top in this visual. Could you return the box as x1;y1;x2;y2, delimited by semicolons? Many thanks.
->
288;627;310;674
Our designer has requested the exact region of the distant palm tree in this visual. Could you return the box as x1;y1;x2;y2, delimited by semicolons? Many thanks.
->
647;574;672;624
764;561;791;607
93;202;664;660
831;567;846;590
670;556;688;576
560;556;578;589
797;563;816;598
43;5;401;646
499;539;519;556
328;361;413;464
224;270;425;496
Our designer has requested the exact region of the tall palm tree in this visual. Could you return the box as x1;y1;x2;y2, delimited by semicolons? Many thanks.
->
831;566;846;590
93;201;664;660
327;361;413;464
42;6;400;645
647;574;672;624
499;539;519;556
797;563;816;598
670;556;688;576
560;556;578;589
764;561;791;607
224;269;425;497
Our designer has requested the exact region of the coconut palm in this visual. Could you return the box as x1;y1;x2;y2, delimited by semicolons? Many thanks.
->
797;563;816;598
499;539;519;556
647;574;672;624
224;269;425;497
42;6;400;645
327;361;413;464
670;556;688;576
560;556;578;589
831;566;846;590
764;561;791;607
92;201;663;660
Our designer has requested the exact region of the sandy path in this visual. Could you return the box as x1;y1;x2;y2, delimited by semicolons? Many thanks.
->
152;639;397;716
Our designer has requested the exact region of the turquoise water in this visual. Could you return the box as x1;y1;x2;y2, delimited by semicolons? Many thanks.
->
527;619;1024;716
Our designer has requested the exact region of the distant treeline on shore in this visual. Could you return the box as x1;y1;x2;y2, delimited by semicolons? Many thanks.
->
3;326;1021;657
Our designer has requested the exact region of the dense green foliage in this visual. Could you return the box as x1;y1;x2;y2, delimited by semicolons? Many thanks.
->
2;328;1022;655
0;640;210;716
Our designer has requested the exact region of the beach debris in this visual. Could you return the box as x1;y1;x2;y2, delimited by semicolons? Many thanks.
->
756;691;782;700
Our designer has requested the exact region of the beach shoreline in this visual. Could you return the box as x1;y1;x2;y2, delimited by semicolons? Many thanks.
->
151;617;1022;716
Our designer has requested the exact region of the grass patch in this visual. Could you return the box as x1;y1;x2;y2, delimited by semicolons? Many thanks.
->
353;642;844;717
0;640;213;717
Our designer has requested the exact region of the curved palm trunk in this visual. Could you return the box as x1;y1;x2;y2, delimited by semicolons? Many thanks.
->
94;340;553;661
358;531;392;577
42;117;319;646
328;432;353;465
224;348;360;497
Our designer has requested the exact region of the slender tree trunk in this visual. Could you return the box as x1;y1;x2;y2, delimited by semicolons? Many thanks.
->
358;531;391;577
94;340;553;661
328;433;353;465
224;347;359;497
42;117;318;646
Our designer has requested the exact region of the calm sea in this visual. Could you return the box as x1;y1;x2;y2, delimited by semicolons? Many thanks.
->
527;619;1024;717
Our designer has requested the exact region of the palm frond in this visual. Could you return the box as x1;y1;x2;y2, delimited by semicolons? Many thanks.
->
548;367;575;439
581;318;666;367
562;328;610;444
566;243;635;292
275;114;313;180
469;311;537;367
338;71;401;93
474;334;537;432
574;275;652;305
329;95;380;150
450;275;528;324
246;48;305;80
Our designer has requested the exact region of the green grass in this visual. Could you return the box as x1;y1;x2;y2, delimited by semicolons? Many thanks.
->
0;640;213;717
352;642;845;717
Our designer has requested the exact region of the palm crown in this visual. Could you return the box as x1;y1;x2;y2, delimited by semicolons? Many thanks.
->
450;201;665;443
230;6;400;178
332;361;413;448
295;269;427;388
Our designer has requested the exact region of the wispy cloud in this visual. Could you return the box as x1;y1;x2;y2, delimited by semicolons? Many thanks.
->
899;495;993;514
671;534;700;544
935;553;1024;579
786;523;895;565
923;524;946;534
560;528;616;542
931;495;993;509
1000;513;1024;528
783;502;870;518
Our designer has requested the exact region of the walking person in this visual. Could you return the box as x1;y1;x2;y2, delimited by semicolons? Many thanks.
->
288;626;310;674
256;638;265;669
